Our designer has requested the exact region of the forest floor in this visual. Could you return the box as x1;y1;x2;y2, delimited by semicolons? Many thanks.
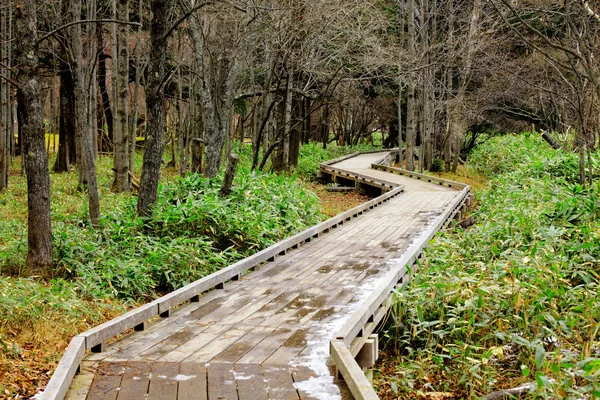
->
374;135;600;399
0;143;372;399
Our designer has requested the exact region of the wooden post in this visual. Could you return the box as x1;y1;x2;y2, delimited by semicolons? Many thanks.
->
219;153;239;197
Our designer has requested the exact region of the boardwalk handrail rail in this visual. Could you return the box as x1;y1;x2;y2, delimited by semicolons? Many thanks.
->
371;163;468;190
328;164;471;400
42;159;406;400
319;148;399;167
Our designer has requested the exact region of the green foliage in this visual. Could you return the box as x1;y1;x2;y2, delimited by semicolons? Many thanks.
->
431;157;444;172
52;168;321;301
379;135;600;398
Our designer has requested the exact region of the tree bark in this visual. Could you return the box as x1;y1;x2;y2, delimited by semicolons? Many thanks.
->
137;0;173;216
71;0;101;226
0;5;8;191
15;0;53;273
54;63;76;173
406;0;416;171
112;0;130;192
219;153;238;197
130;0;143;173
541;130;562;150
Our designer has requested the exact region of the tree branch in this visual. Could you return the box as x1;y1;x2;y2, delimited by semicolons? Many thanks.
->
38;20;141;44
0;73;20;88
582;0;600;21
483;383;534;400
164;1;215;40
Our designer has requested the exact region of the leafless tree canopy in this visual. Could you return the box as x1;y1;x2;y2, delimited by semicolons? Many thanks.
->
1;0;599;271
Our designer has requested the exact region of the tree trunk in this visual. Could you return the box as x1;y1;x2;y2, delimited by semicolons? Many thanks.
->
71;0;101;226
130;0;143;173
219;153;238;197
406;0;416;171
96;2;113;149
137;0;173;216
0;5;8;191
397;79;403;167
15;0;53;273
112;0;130;192
187;13;204;173
282;71;293;171
54;64;76;173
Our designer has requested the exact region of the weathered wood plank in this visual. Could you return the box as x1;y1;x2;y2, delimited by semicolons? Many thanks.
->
178;362;208;400
234;364;268;400
330;341;378;400
82;303;159;351
86;363;124;400
115;362;151;400
42;336;86;400
63;361;96;400
262;366;299;400
146;362;179;400
207;363;237;400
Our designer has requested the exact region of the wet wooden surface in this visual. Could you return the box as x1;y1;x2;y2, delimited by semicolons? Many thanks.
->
65;153;460;400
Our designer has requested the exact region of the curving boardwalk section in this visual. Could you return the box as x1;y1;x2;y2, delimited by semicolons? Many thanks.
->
49;151;470;400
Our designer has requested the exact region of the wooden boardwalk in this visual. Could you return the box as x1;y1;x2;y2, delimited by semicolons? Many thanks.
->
55;151;468;400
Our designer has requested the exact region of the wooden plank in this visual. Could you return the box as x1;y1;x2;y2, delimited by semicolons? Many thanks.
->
210;327;274;363
234;364;268;400
207;363;237;400
178;362;208;400
86;363;125;400
135;322;215;362
262;366;299;400
156;323;234;362
42;335;86;400
116;362;151;400
330;341;378;400
185;325;254;363
102;292;227;362
289;366;318;399
64;361;97;400
82;303;159;351
236;327;298;365
147;362;179;400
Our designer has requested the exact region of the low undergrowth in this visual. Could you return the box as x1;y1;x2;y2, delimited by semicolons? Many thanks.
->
376;134;600;399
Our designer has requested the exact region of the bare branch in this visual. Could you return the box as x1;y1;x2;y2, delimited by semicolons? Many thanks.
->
37;19;141;44
582;0;600;21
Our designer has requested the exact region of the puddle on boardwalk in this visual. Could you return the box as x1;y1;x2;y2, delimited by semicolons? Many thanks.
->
348;261;370;271
317;264;334;273
312;307;335;321
283;329;308;348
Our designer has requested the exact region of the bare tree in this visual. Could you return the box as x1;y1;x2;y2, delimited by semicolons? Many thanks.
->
15;0;53;273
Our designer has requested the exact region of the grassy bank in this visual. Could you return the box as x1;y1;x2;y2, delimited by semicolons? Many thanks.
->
375;134;600;399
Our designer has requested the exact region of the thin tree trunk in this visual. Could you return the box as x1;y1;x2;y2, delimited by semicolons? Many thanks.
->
72;0;101;226
283;71;293;171
130;0;143;173
113;0;130;192
0;5;8;190
219;153;238;197
54;63;76;173
15;0;53;273
137;0;173;216
406;0;416;171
